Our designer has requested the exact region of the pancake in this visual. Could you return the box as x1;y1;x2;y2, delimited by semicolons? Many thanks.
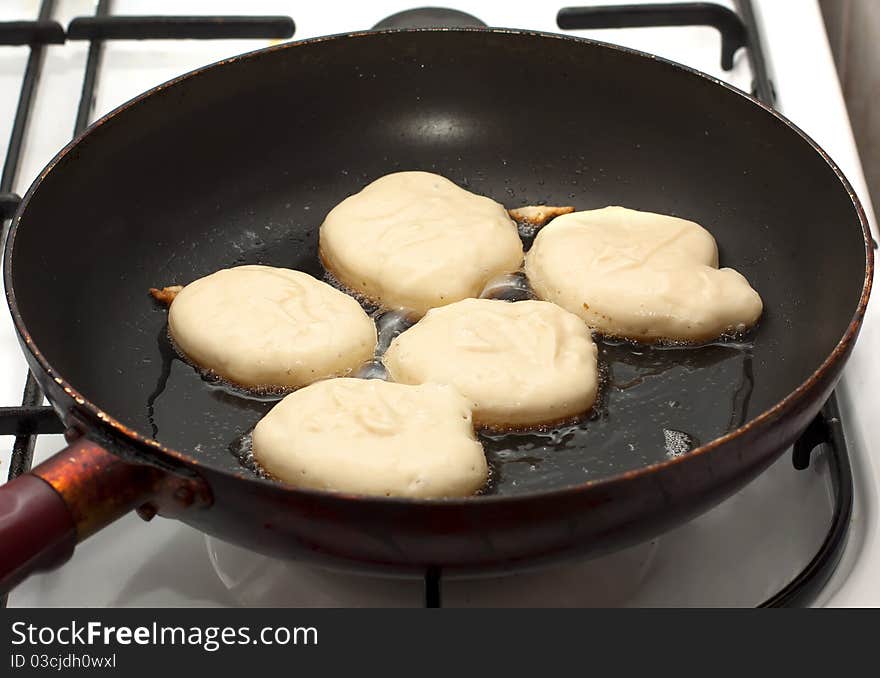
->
524;206;763;342
252;378;488;498
319;171;523;316
168;265;376;389
383;298;599;428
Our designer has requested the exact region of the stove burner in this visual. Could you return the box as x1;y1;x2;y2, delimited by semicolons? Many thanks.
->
371;7;487;30
205;534;658;607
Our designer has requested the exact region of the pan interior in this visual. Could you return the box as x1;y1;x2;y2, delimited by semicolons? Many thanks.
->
8;30;867;495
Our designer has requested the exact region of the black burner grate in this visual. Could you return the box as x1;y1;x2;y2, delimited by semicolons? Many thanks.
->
0;1;851;609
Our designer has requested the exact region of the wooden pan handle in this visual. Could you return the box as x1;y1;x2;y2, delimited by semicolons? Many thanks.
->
0;473;76;593
0;436;210;595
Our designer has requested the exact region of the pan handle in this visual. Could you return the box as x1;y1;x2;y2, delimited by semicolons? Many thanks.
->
0;473;76;594
0;435;210;595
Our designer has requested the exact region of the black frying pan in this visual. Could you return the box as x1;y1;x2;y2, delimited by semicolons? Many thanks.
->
0;29;871;592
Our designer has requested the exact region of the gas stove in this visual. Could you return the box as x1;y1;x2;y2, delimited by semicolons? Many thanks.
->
2;0;878;607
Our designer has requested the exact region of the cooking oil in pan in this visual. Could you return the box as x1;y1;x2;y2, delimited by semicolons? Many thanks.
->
478;271;535;302
146;324;290;436
145;271;755;495
663;428;701;458
353;359;390;380
373;308;417;354
228;430;263;478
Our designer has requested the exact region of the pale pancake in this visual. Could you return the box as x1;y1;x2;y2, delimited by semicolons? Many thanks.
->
168;265;376;389
384;298;599;428
319;171;523;316
252;378;488;498
525;207;763;342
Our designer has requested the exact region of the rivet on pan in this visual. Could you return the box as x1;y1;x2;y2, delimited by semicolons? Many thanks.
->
136;503;158;522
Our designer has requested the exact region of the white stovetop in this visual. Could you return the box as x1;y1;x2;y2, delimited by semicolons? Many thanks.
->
1;0;878;606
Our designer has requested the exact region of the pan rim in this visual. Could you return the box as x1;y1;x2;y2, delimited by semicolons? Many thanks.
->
3;26;874;507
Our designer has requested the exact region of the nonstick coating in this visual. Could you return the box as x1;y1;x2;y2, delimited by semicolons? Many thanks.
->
5;30;870;571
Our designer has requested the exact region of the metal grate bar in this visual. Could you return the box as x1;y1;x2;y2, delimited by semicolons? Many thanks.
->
74;0;111;135
424;567;441;608
1;0;57;193
557;2;747;70
67;15;294;41
0;20;65;46
2;0;59;500
0;192;20;219
733;0;775;104
0;406;66;437
5;377;47;481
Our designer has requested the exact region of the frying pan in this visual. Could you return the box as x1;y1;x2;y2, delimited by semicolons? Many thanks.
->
0;29;872;593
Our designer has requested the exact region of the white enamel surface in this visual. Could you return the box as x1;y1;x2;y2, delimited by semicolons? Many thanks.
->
2;0;878;607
